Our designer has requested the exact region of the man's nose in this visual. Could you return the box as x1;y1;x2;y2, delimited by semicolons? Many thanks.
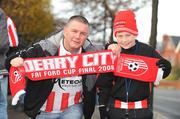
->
75;32;81;38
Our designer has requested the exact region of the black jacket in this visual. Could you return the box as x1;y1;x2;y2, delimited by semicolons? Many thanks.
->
96;41;171;106
6;32;98;119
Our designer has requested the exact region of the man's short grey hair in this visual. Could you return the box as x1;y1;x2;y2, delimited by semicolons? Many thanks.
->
66;15;89;26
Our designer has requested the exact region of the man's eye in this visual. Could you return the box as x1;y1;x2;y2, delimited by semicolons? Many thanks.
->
80;32;87;37
71;30;77;33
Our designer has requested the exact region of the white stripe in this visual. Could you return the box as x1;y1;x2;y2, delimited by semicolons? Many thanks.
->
40;100;47;111
118;100;147;109
135;101;142;109
11;90;25;105
53;92;61;111
121;101;128;109
154;68;164;85
7;17;19;47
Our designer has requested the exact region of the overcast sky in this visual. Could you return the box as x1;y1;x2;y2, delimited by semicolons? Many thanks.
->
51;0;180;43
136;0;180;43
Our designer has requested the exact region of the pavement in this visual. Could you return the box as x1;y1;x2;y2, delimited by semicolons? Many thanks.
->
8;96;26;119
8;97;168;119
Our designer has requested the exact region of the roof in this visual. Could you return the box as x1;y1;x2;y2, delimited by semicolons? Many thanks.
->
175;42;180;53
171;36;180;47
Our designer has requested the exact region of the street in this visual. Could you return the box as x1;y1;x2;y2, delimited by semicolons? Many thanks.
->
8;88;180;119
154;88;180;119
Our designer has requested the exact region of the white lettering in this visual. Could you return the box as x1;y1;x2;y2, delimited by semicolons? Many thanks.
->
66;56;78;68
99;52;110;65
54;57;67;69
24;60;34;72
63;69;76;74
110;52;117;64
83;54;94;66
31;72;42;78
33;60;44;71
78;67;96;73
43;70;61;76
43;59;55;70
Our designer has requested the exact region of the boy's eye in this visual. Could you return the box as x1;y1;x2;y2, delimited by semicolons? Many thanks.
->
117;35;123;38
125;34;131;37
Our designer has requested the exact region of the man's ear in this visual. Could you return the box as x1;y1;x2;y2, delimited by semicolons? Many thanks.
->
63;27;67;36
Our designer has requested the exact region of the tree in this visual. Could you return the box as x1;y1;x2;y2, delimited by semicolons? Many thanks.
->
149;0;158;49
149;0;159;111
66;0;150;44
1;0;55;44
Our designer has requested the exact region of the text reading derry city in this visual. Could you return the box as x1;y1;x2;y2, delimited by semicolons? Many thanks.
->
23;50;115;81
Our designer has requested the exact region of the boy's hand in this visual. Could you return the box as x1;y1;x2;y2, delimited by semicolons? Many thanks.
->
108;44;121;55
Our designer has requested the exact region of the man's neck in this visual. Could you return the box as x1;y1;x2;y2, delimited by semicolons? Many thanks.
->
61;39;81;54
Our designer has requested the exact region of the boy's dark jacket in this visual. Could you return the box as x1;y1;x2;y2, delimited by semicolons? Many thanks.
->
96;40;171;106
6;31;98;119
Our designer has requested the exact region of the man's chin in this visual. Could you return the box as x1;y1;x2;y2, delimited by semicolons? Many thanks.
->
71;45;81;51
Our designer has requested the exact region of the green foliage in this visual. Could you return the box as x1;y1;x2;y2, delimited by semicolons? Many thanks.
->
165;67;180;80
2;0;55;44
173;67;180;80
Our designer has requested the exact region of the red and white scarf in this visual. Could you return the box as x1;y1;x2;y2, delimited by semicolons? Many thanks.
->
7;17;19;47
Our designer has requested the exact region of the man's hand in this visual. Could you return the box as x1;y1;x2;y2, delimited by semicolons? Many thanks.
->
107;44;121;55
10;57;24;67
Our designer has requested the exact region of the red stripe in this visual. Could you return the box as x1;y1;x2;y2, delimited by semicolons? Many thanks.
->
45;92;55;112
114;100;121;108
141;99;148;108
114;99;148;109
128;102;135;109
8;25;17;47
60;93;69;111
74;91;81;104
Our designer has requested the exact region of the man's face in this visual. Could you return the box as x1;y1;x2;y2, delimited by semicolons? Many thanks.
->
116;32;136;49
63;20;89;52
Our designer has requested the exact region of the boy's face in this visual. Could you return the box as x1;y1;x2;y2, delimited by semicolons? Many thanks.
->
116;32;136;49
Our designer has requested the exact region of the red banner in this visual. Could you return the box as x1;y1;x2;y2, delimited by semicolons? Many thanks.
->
9;51;162;82
114;54;163;82
9;66;26;96
22;50;115;81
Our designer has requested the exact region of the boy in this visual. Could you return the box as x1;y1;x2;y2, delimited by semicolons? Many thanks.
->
96;10;171;119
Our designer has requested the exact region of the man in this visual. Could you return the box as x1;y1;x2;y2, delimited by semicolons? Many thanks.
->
96;10;171;119
0;7;9;119
6;15;97;119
